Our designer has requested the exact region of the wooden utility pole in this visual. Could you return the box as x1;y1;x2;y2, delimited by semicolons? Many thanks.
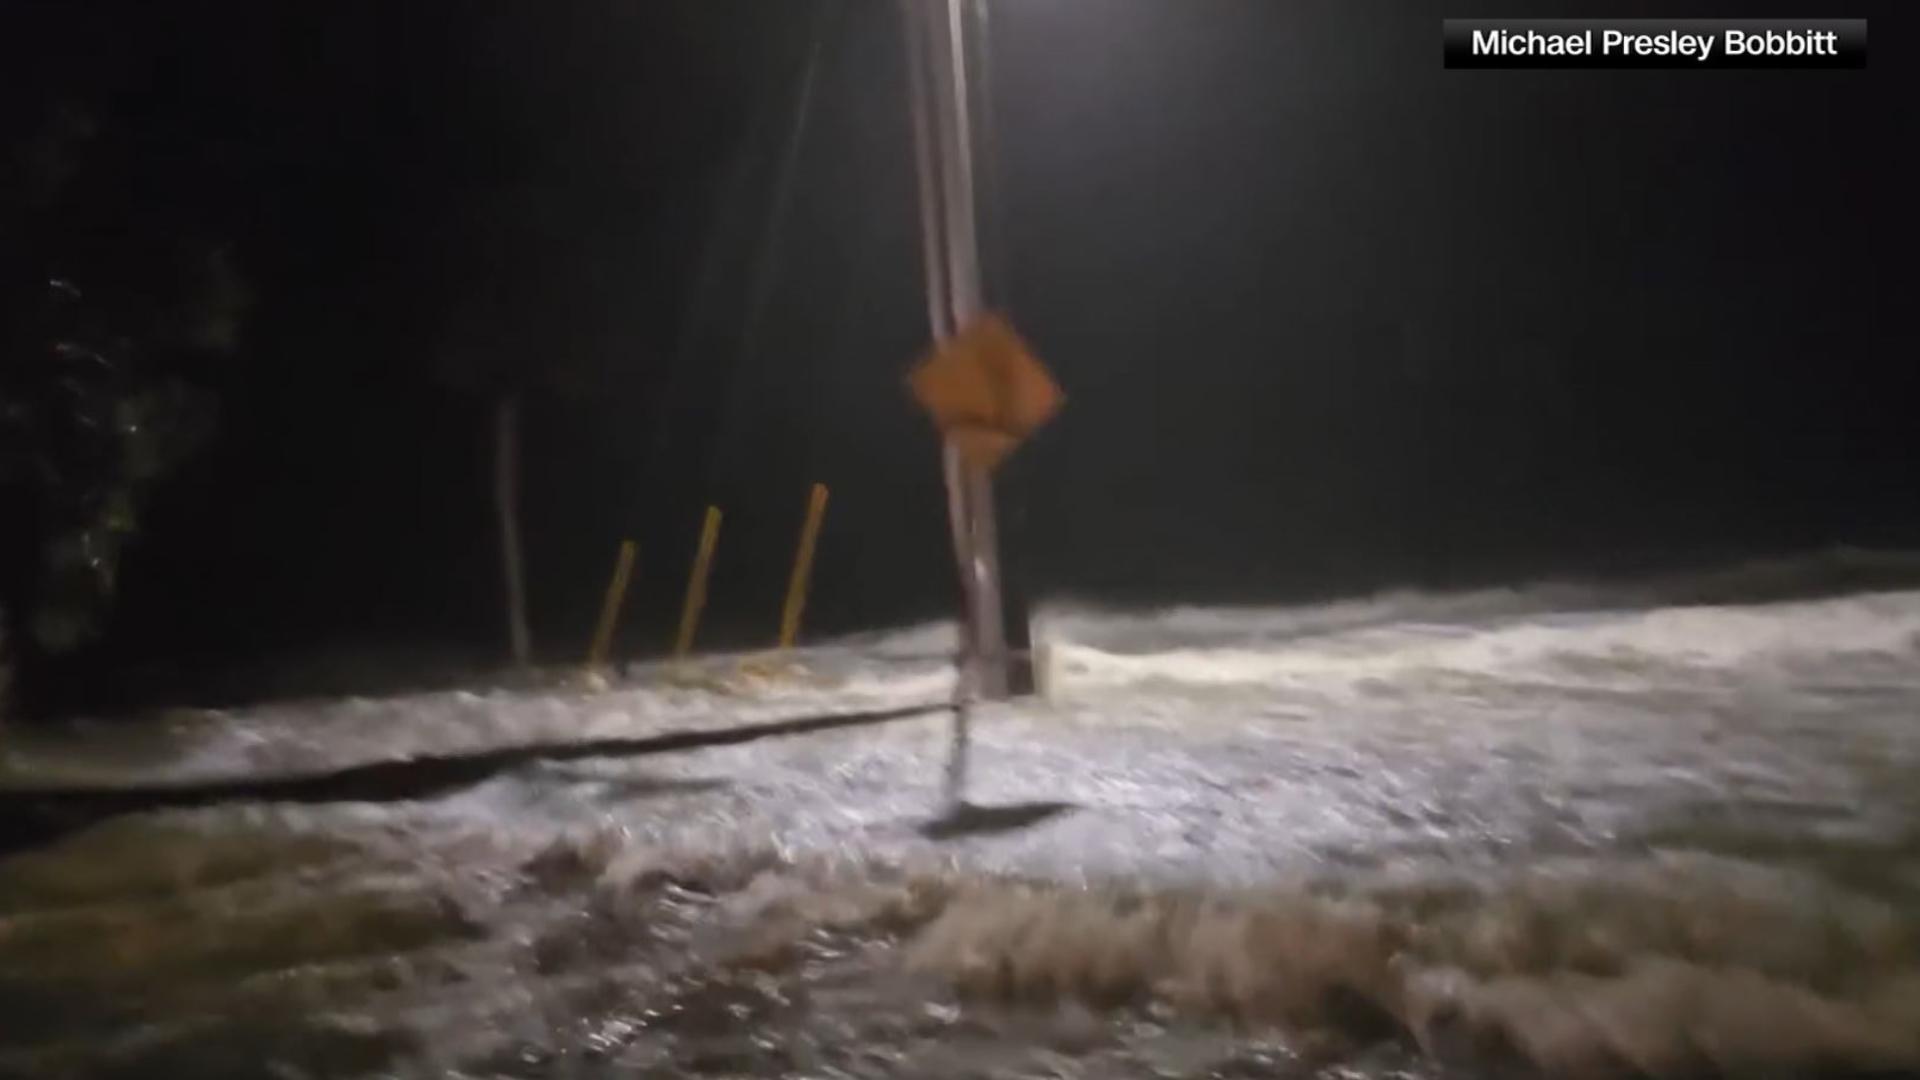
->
902;0;1030;700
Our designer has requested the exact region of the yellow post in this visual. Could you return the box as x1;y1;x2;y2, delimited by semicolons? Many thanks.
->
778;483;831;649
586;539;638;668
675;506;723;658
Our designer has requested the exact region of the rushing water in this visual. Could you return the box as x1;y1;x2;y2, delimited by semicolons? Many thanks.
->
4;552;1919;1078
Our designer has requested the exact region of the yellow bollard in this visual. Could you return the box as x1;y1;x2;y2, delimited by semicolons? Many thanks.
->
586;539;638;669
675;506;723;658
778;483;831;649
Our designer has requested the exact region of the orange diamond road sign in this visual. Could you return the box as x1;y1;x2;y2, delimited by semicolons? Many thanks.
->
909;313;1063;469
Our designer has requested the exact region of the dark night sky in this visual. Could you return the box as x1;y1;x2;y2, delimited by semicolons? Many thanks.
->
4;1;1911;701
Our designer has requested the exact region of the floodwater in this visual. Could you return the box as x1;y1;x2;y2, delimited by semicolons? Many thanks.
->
3;550;1920;1078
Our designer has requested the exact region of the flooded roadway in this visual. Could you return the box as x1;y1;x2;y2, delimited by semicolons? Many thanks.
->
3;553;1919;1077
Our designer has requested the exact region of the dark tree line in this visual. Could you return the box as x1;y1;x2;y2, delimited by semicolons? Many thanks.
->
1;83;249;718
0;2;878;711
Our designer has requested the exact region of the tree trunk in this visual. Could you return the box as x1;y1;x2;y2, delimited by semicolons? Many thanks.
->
494;395;532;667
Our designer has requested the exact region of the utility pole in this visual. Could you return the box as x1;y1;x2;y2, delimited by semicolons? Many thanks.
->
902;0;1032;700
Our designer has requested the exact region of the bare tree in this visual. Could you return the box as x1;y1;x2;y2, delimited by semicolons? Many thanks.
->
494;395;531;667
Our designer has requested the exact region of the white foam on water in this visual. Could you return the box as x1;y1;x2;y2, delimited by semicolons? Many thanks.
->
899;860;1920;1077
1039;590;1920;697
10;548;1919;787
5;548;1920;1076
